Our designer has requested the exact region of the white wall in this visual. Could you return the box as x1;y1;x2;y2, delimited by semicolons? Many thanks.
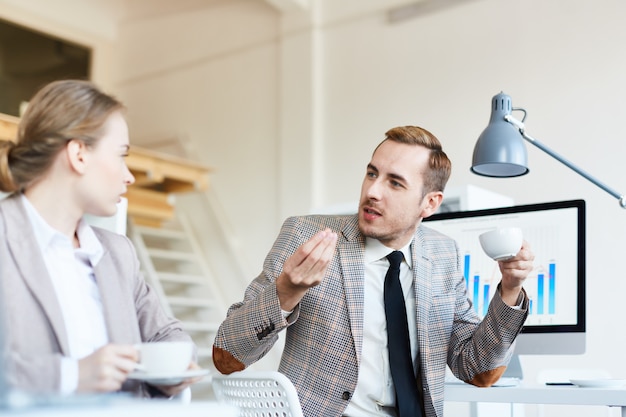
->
114;0;282;280
3;1;626;414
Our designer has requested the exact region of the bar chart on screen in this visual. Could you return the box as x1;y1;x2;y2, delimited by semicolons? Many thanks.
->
425;199;587;361
437;209;579;327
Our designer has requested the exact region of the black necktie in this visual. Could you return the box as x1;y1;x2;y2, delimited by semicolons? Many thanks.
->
384;251;423;417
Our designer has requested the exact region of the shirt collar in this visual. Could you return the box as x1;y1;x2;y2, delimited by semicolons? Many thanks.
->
364;237;413;269
21;194;104;265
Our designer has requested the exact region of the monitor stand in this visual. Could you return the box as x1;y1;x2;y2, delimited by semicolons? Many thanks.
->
501;354;523;380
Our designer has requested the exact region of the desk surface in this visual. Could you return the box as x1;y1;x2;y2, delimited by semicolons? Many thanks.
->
445;382;626;407
0;401;238;416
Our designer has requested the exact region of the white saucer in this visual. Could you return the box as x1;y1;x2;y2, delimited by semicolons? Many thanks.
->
128;369;210;385
570;378;626;388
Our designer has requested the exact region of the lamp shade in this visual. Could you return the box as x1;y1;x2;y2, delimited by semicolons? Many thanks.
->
471;92;529;177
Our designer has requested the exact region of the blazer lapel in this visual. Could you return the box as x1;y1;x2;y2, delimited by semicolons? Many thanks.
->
93;246;138;344
3;196;71;354
338;216;366;365
411;226;433;359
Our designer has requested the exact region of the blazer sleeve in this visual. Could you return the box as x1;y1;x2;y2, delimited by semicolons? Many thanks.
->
126;240;191;345
212;217;303;374
445;238;529;386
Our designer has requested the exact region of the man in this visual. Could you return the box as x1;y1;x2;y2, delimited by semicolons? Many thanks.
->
213;126;534;417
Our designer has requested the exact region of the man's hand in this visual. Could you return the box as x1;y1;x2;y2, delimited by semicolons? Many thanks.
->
276;228;338;311
498;240;535;306
77;344;139;393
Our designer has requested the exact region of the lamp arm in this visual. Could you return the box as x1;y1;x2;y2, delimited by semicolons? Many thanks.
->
504;115;626;209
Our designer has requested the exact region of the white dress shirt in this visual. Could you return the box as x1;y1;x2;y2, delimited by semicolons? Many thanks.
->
343;238;417;417
22;195;109;394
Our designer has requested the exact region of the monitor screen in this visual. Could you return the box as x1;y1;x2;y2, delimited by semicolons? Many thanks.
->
423;199;586;355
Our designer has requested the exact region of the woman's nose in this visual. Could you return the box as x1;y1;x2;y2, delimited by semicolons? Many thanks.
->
124;164;135;185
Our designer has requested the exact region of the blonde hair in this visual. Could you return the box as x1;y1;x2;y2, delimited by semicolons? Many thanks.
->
0;79;124;192
374;125;452;195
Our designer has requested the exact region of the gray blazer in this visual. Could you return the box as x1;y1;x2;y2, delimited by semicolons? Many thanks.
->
0;195;192;396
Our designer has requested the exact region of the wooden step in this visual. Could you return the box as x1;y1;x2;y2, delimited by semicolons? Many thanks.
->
167;296;215;308
135;225;187;240
158;272;206;285
182;321;220;333
0;113;18;141
147;248;196;261
126;187;175;224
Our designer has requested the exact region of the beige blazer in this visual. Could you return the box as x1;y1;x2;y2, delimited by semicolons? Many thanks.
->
213;214;529;417
0;195;192;396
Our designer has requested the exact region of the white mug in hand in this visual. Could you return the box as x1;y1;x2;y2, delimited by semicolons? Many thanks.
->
478;227;523;261
135;341;193;374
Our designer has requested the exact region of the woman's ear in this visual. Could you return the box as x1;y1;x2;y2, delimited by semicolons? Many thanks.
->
66;139;88;175
420;191;444;219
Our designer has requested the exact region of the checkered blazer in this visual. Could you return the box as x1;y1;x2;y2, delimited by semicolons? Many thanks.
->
213;214;528;417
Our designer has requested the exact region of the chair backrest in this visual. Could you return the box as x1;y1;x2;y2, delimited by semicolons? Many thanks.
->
212;371;304;417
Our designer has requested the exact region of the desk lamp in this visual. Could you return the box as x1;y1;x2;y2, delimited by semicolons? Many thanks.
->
471;92;626;208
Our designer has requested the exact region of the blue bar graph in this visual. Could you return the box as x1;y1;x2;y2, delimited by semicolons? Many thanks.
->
537;273;544;315
473;275;480;313
464;254;470;288
548;262;556;314
461;252;559;319
483;284;490;316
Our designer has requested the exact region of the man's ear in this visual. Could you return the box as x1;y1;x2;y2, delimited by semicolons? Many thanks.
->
66;139;88;175
420;191;444;219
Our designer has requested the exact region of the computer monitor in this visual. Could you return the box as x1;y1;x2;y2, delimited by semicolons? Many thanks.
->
423;199;586;361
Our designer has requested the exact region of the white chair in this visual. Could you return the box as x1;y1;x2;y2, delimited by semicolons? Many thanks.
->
212;370;304;417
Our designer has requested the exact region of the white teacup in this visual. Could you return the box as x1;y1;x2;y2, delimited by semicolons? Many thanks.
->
478;227;523;261
135;341;193;374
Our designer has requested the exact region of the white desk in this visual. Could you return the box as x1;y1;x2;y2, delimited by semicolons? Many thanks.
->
445;382;626;416
0;401;238;416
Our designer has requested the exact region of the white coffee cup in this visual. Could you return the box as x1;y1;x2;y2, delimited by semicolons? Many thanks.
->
478;227;523;261
135;341;193;374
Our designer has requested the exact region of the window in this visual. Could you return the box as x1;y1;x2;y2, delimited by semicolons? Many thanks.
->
0;18;91;116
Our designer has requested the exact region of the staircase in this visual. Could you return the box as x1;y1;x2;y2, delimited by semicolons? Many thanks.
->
128;211;226;398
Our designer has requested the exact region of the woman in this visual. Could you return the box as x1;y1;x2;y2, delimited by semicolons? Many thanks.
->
0;79;198;398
